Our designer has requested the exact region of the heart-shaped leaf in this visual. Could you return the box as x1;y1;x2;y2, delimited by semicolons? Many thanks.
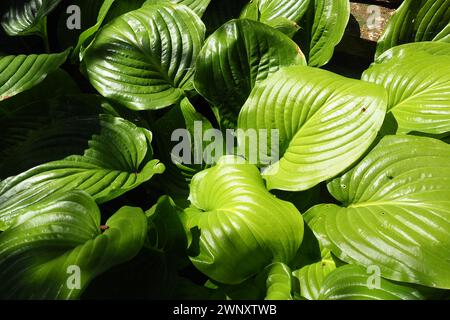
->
1;0;62;36
238;65;387;191
0;191;147;299
241;0;350;67
319;265;424;300
0;114;165;231
0;50;69;101
305;135;450;289
363;42;450;135
376;0;450;58
194;18;306;128
83;3;206;110
296;0;350;67
72;0;146;61
182;156;304;284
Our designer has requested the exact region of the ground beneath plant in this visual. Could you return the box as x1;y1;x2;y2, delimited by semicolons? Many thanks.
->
350;2;396;41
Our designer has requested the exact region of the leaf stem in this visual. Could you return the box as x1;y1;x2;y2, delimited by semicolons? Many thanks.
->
40;17;50;53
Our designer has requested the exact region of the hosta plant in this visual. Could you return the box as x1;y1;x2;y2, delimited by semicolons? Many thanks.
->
0;0;449;301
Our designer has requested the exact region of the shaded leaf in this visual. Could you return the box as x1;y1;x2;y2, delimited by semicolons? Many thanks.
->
0;50;69;101
1;0;62;36
194;19;305;128
73;0;146;61
0;191;147;299
152;98;214;206
0;114;165;231
0;94;105;178
84;4;205;110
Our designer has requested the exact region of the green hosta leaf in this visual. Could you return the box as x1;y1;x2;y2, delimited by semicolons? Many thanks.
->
292;250;336;300
72;0;115;60
0;114;165;231
73;0;146;61
194;19;306;128
211;262;295;300
297;0;350;67
83;195;203;300
0;50;69;101
241;0;350;67
238;65;387;191
376;0;450;58
83;4;205;110
206;259;294;300
241;0;311;24
1;0;62;36
99;0;146;22
143;0;211;16
264;17;300;38
319;265;425;300
363;42;450;135
0;191;147;299
182;156;304;284
305;135;450;289
0;68;80;111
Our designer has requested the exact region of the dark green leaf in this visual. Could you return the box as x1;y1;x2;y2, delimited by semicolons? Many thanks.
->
376;0;450;58
0;50;69;101
0;114;165;231
84;4;205;110
0;190;147;299
1;0;62;36
194;19;306;128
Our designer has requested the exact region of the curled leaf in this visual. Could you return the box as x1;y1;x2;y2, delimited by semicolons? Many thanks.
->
183;156;304;284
